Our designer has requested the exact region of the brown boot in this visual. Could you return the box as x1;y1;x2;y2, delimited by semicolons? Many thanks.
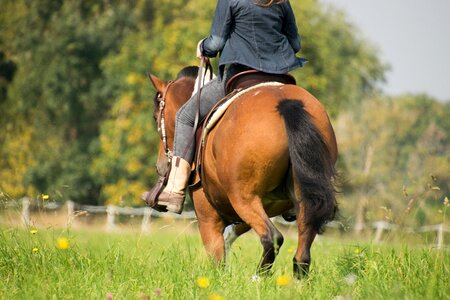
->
157;156;191;214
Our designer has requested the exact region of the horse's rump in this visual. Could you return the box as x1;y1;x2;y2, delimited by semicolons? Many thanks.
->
201;84;337;228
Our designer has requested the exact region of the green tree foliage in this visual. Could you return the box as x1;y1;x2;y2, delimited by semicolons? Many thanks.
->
336;95;450;227
0;0;146;203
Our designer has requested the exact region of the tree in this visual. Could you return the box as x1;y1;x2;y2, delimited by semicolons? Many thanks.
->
0;1;145;203
336;94;449;228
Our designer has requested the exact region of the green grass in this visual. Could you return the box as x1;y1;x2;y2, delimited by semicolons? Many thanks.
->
0;224;449;300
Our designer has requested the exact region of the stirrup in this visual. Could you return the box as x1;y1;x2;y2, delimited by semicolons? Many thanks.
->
141;176;168;212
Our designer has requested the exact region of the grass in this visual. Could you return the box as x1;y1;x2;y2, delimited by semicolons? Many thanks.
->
0;223;449;300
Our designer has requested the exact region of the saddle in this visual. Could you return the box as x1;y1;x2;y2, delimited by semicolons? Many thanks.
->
188;70;296;190
226;70;296;94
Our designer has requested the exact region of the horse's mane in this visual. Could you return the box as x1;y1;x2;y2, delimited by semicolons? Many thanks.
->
176;66;199;80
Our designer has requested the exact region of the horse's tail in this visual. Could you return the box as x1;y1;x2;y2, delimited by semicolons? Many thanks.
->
277;99;337;233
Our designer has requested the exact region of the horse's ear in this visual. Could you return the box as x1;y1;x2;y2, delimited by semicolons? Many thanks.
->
147;72;166;93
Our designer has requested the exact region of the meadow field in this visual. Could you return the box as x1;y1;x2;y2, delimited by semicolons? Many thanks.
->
1;221;449;300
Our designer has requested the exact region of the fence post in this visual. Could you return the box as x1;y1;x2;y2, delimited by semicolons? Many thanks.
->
141;207;152;233
21;197;30;227
67;200;75;227
437;223;443;250
106;205;117;232
374;222;384;243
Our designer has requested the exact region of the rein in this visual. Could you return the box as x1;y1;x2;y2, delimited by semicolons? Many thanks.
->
181;57;212;160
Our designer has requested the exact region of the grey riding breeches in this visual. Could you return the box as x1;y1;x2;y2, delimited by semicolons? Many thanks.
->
173;77;226;163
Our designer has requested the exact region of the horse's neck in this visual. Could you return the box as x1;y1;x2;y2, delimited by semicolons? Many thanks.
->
172;78;196;109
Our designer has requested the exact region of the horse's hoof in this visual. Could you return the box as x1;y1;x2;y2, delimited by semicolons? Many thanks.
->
293;259;310;279
282;208;297;222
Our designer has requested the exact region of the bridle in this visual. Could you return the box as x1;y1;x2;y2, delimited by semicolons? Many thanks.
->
155;80;175;163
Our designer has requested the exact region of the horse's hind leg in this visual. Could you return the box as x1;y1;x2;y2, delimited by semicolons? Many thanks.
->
192;189;226;263
228;193;284;274
294;203;317;278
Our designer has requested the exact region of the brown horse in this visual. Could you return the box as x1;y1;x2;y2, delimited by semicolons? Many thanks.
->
148;66;337;278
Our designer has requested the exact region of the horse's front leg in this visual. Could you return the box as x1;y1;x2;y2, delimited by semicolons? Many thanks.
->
293;203;317;278
192;189;226;263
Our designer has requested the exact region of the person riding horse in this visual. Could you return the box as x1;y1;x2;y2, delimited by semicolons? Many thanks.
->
142;0;307;214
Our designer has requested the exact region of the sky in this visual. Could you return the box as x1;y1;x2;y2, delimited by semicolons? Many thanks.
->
319;0;450;102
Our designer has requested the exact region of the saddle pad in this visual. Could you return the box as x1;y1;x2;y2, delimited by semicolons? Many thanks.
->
201;81;284;145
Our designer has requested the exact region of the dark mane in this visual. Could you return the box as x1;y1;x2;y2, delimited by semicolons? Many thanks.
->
176;66;199;79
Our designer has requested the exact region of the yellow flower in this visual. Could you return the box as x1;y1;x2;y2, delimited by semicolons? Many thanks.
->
196;276;210;289
354;248;360;254
42;194;49;200
57;237;70;250
32;247;38;253
208;294;224;300
30;229;38;235
276;275;291;286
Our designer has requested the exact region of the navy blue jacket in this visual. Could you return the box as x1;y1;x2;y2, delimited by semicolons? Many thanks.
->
201;0;307;76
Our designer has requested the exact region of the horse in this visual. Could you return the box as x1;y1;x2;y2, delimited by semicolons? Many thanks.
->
148;65;338;278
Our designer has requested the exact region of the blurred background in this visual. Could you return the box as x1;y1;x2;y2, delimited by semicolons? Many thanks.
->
0;0;448;232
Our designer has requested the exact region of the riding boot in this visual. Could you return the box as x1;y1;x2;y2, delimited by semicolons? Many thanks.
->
157;156;191;214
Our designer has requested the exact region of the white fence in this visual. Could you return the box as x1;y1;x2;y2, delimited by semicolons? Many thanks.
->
13;198;450;249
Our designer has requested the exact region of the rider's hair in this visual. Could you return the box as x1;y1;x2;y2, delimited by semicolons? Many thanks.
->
254;0;286;6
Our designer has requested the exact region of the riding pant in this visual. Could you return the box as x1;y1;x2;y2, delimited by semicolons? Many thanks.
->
173;76;225;163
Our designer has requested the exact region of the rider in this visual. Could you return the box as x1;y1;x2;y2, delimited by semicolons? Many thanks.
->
145;0;307;214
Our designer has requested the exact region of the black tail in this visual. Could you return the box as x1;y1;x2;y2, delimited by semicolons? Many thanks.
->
277;99;337;232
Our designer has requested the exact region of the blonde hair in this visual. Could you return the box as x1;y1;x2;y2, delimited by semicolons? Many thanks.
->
255;0;286;6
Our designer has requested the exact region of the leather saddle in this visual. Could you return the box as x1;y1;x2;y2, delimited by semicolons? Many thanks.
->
225;70;296;94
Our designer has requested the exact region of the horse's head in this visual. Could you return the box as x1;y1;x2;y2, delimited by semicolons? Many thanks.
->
148;67;198;176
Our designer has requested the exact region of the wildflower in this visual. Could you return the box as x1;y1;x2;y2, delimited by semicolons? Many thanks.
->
106;293;113;300
251;274;261;282
42;194;49;200
354;248;360;254
196;276;210;288
208;294;224;300
276;275;291;286
32;247;38;253
57;237;70;250
30;229;38;235
154;288;162;296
